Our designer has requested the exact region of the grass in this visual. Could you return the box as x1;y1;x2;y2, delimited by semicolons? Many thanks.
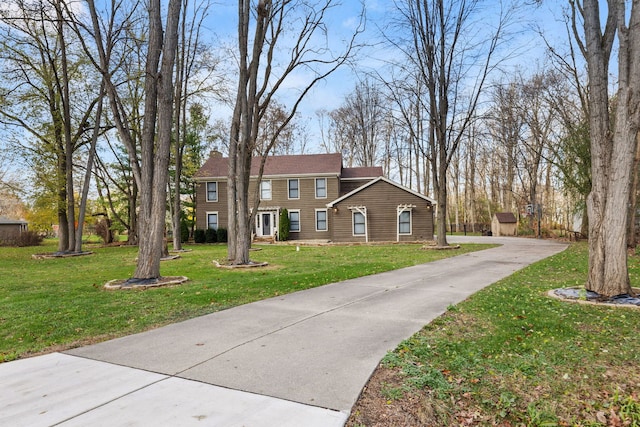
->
351;242;640;426
0;239;491;362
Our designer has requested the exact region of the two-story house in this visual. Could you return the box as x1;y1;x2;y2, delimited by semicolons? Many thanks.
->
194;152;435;243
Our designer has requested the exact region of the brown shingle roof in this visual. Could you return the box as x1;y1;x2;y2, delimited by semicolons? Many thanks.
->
341;167;383;179
194;153;343;179
494;212;517;223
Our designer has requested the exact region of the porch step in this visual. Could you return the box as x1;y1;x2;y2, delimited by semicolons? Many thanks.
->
253;236;276;244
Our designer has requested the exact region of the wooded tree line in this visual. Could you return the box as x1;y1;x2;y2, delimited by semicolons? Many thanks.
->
0;0;637;296
318;67;586;236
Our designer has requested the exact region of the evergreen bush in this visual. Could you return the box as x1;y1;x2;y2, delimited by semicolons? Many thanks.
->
180;219;190;242
216;228;228;243
205;228;217;243
194;229;206;243
279;208;290;241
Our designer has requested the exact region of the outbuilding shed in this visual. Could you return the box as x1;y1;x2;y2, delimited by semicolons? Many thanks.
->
491;212;517;236
0;217;28;240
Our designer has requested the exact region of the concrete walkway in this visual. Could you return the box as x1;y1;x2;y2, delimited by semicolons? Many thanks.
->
0;236;567;426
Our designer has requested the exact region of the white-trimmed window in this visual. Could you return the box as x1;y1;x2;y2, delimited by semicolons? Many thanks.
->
353;211;365;235
206;182;218;202
289;210;300;232
260;180;272;200
315;178;327;199
288;179;299;199
315;209;327;231
207;212;219;230
399;210;412;234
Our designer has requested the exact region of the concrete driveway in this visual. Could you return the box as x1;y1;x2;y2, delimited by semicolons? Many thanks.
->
0;236;567;426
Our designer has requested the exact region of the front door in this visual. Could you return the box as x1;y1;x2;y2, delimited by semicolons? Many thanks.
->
258;212;273;237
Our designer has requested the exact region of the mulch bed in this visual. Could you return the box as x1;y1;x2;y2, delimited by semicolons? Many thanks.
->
104;276;189;290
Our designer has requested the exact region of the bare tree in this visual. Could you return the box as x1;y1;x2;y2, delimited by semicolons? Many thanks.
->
488;81;524;213
381;71;430;193
227;0;362;265
84;0;182;280
254;101;299;156
327;78;388;167
575;0;639;296
543;21;591;236
391;0;515;247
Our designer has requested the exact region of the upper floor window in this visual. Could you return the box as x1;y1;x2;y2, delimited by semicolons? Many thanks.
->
288;179;299;199
316;209;327;231
289;210;300;232
399;210;412;234
206;182;218;202
260;180;272;200
315;178;327;198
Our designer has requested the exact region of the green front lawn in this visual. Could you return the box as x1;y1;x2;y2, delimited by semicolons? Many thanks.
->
0;240;490;362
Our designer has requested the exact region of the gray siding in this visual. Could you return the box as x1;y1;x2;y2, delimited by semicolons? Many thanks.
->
195;180;229;231
196;176;433;243
196;176;339;240
330;180;433;242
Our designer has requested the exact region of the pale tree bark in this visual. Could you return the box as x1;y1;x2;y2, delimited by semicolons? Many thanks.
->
578;0;639;296
133;0;182;280
82;0;182;279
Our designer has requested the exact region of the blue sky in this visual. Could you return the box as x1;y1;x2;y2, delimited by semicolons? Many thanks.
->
196;0;573;150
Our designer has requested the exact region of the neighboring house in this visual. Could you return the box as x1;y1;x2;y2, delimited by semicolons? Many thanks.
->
0;217;28;240
491;212;517;236
194;152;435;243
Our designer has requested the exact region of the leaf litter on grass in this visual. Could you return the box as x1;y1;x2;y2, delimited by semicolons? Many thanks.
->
347;242;640;426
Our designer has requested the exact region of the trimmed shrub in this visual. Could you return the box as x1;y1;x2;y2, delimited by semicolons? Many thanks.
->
279;208;290;241
216;228;228;243
193;229;206;243
205;228;217;243
180;219;190;242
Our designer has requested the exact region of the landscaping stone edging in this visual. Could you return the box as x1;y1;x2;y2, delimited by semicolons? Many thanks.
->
104;276;189;290
212;260;269;269
548;287;640;308
32;251;93;260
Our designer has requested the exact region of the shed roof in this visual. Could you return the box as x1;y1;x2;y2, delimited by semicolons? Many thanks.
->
195;152;343;179
0;217;27;225
494;212;517;223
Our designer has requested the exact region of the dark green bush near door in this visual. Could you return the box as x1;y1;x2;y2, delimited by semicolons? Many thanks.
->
193;229;206;243
205;228;217;243
279;208;290;241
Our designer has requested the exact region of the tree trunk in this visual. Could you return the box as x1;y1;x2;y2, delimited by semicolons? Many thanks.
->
74;85;104;253
583;0;637;296
133;0;181;280
435;146;449;247
626;133;640;248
